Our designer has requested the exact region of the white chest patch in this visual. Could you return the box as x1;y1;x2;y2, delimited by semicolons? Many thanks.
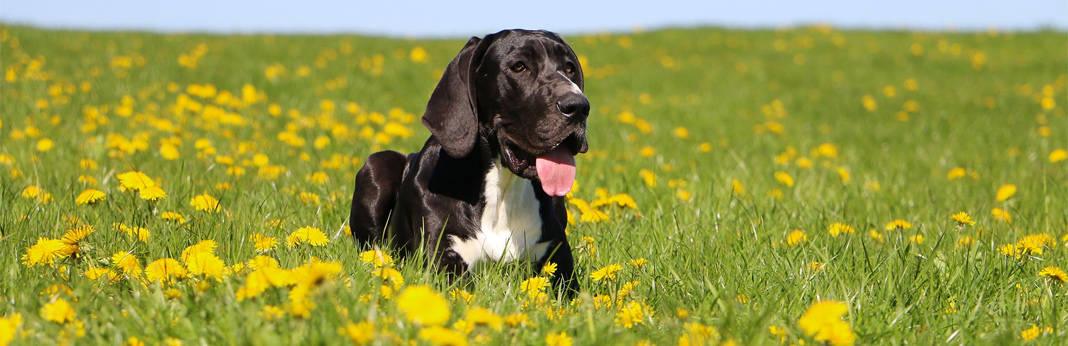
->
449;162;551;270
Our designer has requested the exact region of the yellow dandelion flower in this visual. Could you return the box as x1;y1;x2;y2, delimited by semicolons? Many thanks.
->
798;300;855;346
145;258;188;283
160;211;186;223
638;169;657;187
286;226;329;247
908;235;925;244
373;267;405;289
60;225;94;245
995;184;1016;202
1020;324;1041;341
111;251;142;277
20;185;43;200
869;230;884;243
396;285;450;326
615;301;649;328
0;312;23;346
631;258;647;268
541;261;558;276
1050;149;1067;163
828;223;854;237
884;219;912;231
950;212;974;226
1038;266;1067;283
40;298;75;324
251;233;278;252
337;321;374;345
991;208;1012;223
189;194;220;212
181;239;217;262
75;189;106;205
774;171;794;187
786;229;808;246
503;313;531;327
139;185;166;201
36;138;54;152
946;167;966;180
22;238;67;266
546;331;573;346
185;252;228;280
117;171;155;191
520;276;551;298
83;267;116;281
418;326;467;346
590;263;623;282
465;307;503;330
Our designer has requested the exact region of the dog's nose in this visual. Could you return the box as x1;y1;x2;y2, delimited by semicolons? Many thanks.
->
557;94;590;121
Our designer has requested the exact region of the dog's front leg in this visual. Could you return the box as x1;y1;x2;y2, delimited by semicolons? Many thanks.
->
543;240;579;296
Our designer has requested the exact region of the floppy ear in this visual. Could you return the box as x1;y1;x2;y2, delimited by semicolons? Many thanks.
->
421;36;483;158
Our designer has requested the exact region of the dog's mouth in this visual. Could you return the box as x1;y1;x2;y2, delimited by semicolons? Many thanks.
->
500;132;585;196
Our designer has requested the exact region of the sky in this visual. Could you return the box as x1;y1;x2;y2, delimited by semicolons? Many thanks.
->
1;0;1065;37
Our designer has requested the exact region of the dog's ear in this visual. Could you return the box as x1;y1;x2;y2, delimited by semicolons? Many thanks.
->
421;36;484;159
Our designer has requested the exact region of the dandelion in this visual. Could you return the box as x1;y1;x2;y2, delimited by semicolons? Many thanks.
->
995;184;1016;202
946;167;966;180
1038;266;1067;283
884;219;912;231
75;189;106;205
189;194;220;212
337;321;374;345
545;331;573;346
908;235;925;244
869;230;884;243
630;258;647;268
111;251;142;277
616;301;650;328
40;298;75;324
359;249;393;267
798;300;855;346
251;233;278;252
520;276;551;298
541;262;557;276
36;138;54;151
418;326;466;346
185;252;228;280
774;171;794;187
396;285;450;326
286;226;329;247
828;223;854;237
1020;324;1041;341
638;169;657;187
160;211;186;223
991;208;1012;223
464;308;503;330
590;263;623;282
22;238;67;266
786;229;808;246
145;258;188;283
950;212;974;227
117;171;154;191
1;313;22;346
1050;149;1067;163
137;185;166;201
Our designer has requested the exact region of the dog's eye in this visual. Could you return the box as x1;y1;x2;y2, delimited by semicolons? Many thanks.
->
564;62;575;74
510;62;528;73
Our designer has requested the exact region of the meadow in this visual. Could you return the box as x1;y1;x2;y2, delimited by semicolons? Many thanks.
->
0;24;1065;345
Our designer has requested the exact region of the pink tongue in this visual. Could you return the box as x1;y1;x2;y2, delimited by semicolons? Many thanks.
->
535;147;576;197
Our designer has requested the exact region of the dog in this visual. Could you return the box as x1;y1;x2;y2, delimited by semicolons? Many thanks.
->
349;29;588;293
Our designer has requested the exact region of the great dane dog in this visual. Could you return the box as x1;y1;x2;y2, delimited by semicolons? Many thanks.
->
349;29;589;293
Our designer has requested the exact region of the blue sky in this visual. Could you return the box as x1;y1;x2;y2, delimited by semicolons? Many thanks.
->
2;0;1065;37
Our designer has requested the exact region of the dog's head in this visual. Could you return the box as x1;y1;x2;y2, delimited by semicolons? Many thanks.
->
422;29;589;196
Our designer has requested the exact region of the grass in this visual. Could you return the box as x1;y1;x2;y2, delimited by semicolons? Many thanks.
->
0;23;1066;345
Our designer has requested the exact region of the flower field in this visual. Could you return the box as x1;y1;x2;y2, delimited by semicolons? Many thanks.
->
0;24;1065;345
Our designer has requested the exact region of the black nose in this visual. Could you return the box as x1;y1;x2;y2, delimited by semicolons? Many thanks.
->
557;94;590;121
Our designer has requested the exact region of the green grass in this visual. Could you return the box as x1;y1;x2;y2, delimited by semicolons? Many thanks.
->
0;24;1066;345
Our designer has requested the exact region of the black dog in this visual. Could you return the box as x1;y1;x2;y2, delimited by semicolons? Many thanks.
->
349;30;589;293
